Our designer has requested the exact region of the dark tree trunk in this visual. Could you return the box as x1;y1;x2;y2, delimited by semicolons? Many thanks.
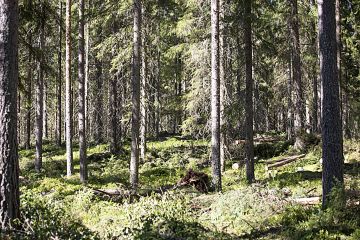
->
318;0;344;207
109;22;119;155
210;0;221;192
130;0;142;189
287;51;294;140
56;0;62;146
35;5;45;172
0;0;20;230
65;0;73;177
288;0;305;149
244;0;254;183
78;0;87;183
109;72;119;154
94;58;104;144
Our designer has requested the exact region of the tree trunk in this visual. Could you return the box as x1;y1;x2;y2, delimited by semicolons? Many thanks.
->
85;1;90;139
78;0;87;183
0;0;20;229
43;81;48;139
130;0;142;189
210;0;221;192
155;39;161;139
109;21;119;155
289;0;305;150
35;5;45;172
244;0;254;183
287;51;294;140
109;72;119;154
94;58;104;144
219;0;225;173
56;0;62;146
318;0;344;208
343;70;351;139
65;0;73;177
140;13;147;162
25;33;32;149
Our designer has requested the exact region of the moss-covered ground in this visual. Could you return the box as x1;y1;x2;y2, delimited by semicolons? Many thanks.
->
11;136;360;239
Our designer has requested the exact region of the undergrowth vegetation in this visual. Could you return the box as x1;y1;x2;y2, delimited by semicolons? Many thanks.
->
4;136;359;239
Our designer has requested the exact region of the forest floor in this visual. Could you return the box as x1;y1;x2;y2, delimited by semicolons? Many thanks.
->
16;135;360;239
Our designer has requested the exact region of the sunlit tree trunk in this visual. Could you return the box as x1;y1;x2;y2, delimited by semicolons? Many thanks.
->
140;18;147;162
220;0;226;173
65;0;73;177
78;0;87;182
43;81;48;139
211;0;222;192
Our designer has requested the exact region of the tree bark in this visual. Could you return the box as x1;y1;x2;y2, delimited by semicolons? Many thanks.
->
211;0;222;192
84;0;90;139
244;0;254;183
140;14;147;162
0;0;20;229
43;81;48;139
109;21;119;155
25;33;32;149
288;0;305;150
65;0;73;177
318;0;344;207
56;0;62;146
335;0;343;135
78;0;87;183
287;51;294;140
109;71;119;154
94;58;103;144
130;0;142;189
35;4;45;172
219;0;225;173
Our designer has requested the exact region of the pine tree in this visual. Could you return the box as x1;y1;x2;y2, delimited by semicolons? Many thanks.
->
318;0;344;207
211;0;222;192
130;0;142;189
0;0;20;229
65;0;73;177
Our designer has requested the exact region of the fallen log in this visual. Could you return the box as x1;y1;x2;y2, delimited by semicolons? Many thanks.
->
92;169;210;201
92;184;176;200
234;137;280;145
265;154;306;170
